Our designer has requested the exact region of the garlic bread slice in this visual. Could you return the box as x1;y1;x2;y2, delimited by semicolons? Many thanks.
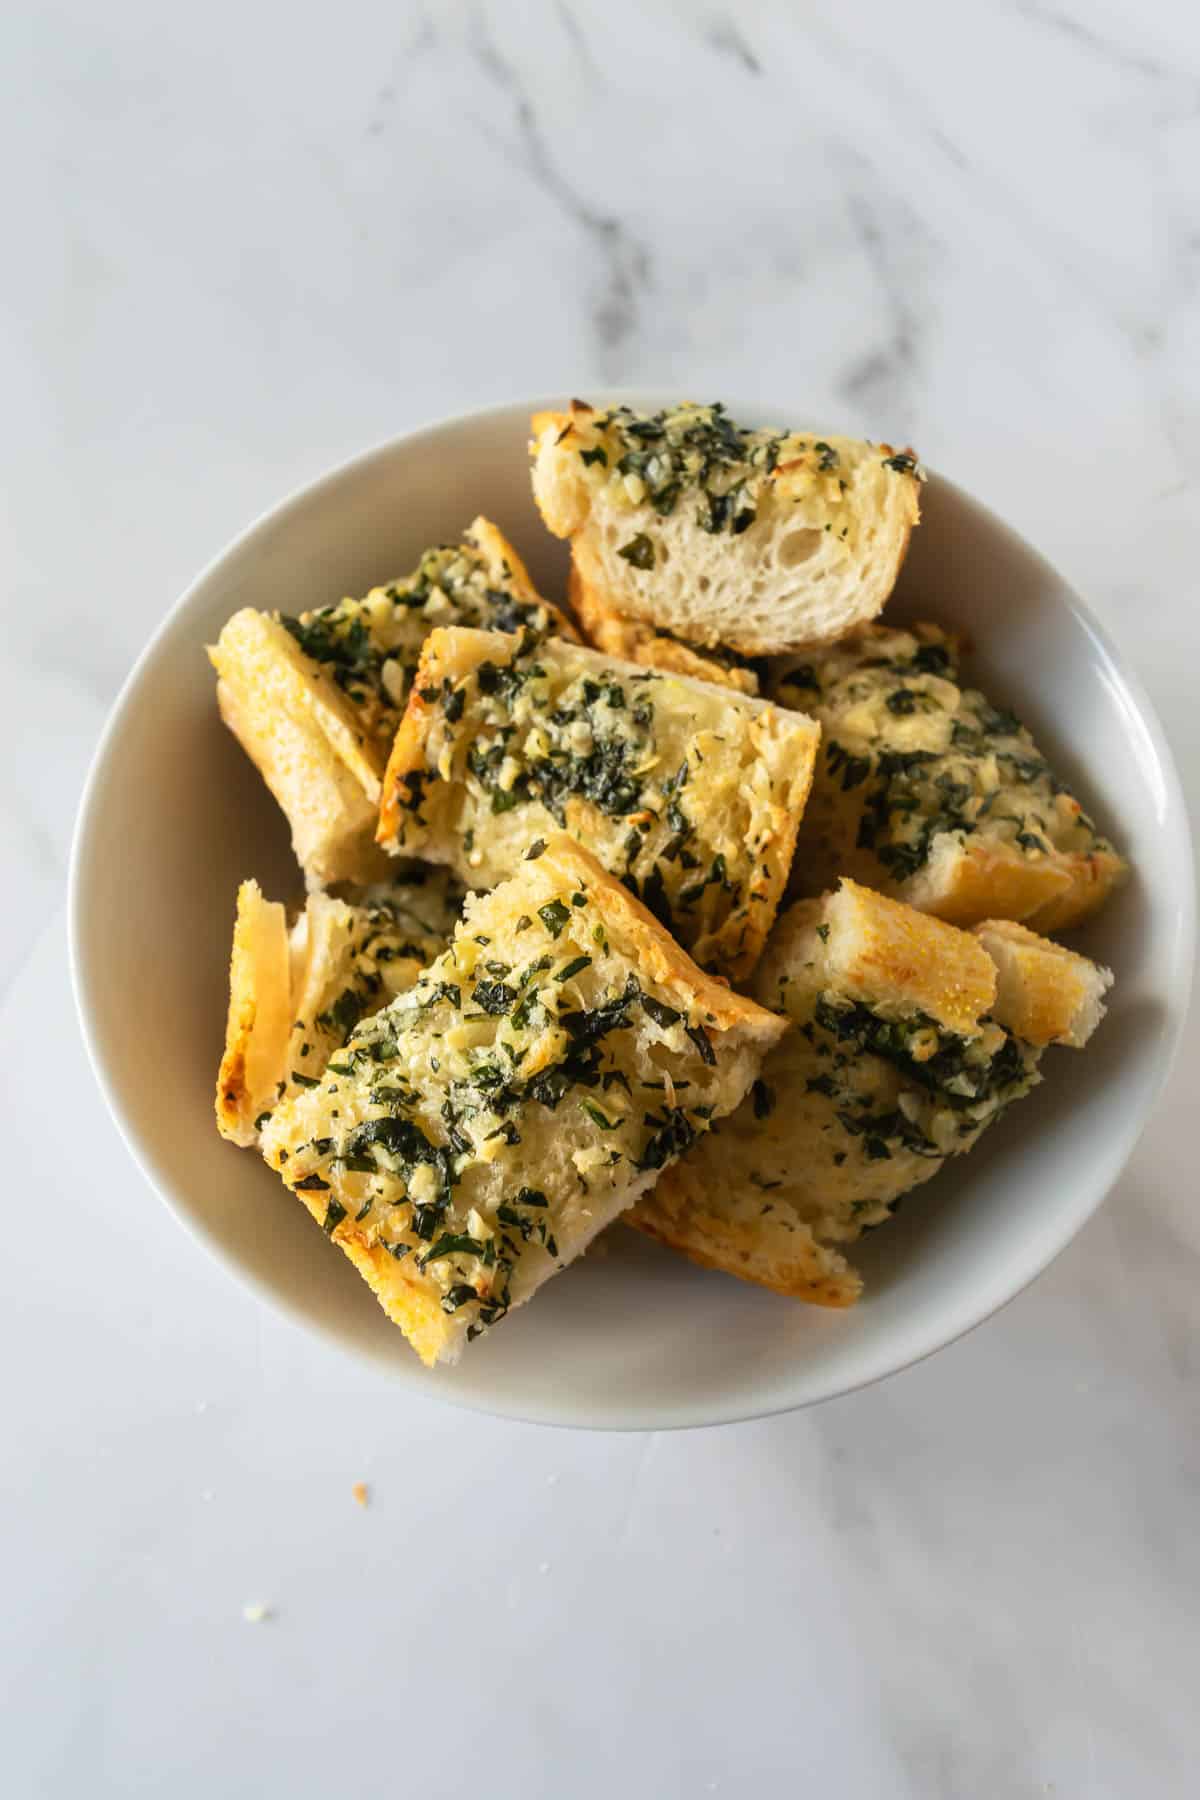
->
376;627;820;981
209;518;572;888
260;834;786;1365
532;400;921;656
216;870;460;1146
630;880;1112;1305
770;622;1127;931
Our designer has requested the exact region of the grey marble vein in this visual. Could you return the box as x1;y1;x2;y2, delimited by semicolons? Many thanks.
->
472;16;652;371
704;16;763;77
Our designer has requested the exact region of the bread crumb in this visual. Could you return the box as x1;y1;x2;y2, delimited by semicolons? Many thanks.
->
242;1603;271;1624
351;1482;369;1508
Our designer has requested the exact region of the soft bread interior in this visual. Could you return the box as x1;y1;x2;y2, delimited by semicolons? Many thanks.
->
568;561;761;694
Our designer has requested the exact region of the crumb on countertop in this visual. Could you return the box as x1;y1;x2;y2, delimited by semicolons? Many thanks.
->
352;1482;369;1508
242;1602;271;1624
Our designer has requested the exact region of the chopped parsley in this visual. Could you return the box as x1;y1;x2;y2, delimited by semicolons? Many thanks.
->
538;899;571;938
617;533;655;569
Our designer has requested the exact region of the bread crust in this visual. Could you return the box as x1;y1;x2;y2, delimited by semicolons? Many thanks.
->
972;918;1112;1046
216;881;293;1146
759;880;998;1038
629;1168;862;1308
535;836;785;1046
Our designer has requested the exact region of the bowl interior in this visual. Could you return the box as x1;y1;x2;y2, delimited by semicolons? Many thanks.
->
71;397;1194;1428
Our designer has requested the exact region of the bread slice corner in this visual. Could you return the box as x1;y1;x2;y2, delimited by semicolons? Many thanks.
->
209;612;392;889
973;918;1113;1047
757;878;998;1039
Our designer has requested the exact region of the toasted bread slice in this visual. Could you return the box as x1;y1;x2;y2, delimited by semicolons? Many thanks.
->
531;400;921;656
211;612;392;888
568;563;760;694
208;518;572;888
770;622;1128;931
260;835;786;1365
216;870;460;1147
630;880;1112;1304
972;918;1112;1046
375;626;821;981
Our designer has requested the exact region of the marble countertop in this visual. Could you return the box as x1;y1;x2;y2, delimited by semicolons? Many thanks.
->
3;2;1198;1794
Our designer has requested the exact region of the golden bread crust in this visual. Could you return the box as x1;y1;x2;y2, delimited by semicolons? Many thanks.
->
1020;850;1128;934
216;878;457;1149
972;918;1113;1046
465;515;572;629
784;879;999;1038
757;882;998;1039
630;1153;862;1307
904;836;1073;927
534;835;785;1046
215;881;292;1145
211;615;391;888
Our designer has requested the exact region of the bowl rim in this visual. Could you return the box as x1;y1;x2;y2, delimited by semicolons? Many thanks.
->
68;392;1197;1430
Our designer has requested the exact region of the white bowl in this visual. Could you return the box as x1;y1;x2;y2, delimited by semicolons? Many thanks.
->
70;394;1195;1429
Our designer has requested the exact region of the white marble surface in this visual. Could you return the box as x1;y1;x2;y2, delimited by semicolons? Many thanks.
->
3;2;1198;1794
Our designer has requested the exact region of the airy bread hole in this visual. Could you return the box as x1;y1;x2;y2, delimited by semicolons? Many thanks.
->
778;528;823;568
